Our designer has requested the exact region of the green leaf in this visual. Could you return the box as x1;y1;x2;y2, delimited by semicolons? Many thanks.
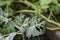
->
40;0;52;6
40;0;52;9
0;1;8;6
41;5;49;9
1;21;15;35
52;0;58;4
49;4;60;14
0;0;13;6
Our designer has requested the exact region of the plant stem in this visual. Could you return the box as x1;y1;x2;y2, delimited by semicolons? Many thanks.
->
16;10;35;13
47;27;60;30
41;15;60;27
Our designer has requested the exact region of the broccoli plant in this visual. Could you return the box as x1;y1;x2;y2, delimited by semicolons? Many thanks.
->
0;7;46;40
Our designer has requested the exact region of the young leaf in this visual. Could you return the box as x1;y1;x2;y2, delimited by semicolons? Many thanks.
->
5;32;16;40
26;26;43;38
